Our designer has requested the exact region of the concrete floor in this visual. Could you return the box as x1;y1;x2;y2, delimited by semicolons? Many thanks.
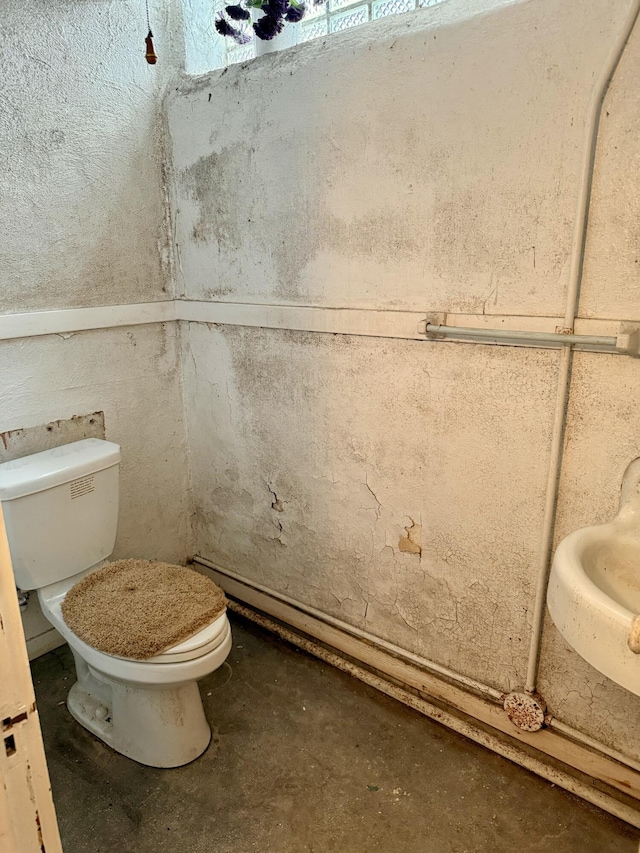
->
32;614;639;853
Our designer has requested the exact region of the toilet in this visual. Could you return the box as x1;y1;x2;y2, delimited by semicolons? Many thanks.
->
0;438;232;768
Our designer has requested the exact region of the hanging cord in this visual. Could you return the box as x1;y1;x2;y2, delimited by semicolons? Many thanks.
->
145;0;157;64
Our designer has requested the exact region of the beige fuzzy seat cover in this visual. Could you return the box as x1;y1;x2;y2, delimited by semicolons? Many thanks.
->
61;560;227;660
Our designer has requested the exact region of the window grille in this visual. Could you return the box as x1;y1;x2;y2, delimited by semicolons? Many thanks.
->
190;0;446;69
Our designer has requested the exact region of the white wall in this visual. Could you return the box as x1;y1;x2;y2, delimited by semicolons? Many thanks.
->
4;0;640;774
1;326;189;564
168;0;640;764
0;0;191;651
171;0;623;314
1;0;180;312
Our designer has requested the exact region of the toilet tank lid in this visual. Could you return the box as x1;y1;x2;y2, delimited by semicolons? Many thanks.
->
0;439;121;501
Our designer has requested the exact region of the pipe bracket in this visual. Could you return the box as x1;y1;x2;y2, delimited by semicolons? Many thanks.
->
616;323;640;356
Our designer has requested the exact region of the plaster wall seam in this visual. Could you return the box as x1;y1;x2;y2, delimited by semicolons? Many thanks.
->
175;321;197;559
0;299;637;345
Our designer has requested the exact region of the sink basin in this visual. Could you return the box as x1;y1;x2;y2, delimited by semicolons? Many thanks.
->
547;458;640;696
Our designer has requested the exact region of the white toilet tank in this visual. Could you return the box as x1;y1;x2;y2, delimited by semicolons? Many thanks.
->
0;439;121;590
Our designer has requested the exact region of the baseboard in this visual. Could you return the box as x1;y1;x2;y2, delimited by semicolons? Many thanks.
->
27;628;65;661
194;557;640;827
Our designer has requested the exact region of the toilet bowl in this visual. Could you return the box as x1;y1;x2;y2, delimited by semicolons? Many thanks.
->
39;568;232;767
0;439;232;767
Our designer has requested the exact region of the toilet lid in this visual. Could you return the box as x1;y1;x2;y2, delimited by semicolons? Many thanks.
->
61;559;228;660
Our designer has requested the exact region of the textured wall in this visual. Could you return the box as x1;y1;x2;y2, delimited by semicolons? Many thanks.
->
538;353;640;763
169;0;625;314
1;324;190;562
0;1;190;652
185;324;558;691
0;324;191;651
169;0;640;765
535;13;640;762
580;17;640;321
0;0;180;313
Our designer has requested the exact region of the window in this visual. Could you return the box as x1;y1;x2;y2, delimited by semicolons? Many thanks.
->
183;0;446;73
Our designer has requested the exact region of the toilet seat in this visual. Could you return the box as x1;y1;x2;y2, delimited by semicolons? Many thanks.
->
40;564;227;663
127;612;229;664
38;569;232;683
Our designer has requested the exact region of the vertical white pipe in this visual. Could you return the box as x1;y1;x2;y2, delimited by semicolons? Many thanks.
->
525;0;640;693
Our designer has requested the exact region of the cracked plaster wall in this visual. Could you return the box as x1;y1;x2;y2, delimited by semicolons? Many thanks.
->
170;0;640;762
0;2;190;645
184;324;558;691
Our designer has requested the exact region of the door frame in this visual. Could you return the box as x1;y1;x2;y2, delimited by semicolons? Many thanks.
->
0;503;62;852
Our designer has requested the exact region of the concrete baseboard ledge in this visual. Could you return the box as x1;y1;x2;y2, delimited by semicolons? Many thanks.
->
194;557;640;827
27;628;66;661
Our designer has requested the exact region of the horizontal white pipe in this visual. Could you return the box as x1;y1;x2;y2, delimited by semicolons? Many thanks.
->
194;556;504;702
548;718;640;776
231;600;640;829
426;323;617;349
201;558;640;783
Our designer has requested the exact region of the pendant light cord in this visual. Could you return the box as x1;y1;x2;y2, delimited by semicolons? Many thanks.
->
144;0;157;63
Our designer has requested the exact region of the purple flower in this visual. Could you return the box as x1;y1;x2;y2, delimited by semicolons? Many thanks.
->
253;13;284;39
264;0;288;17
285;2;306;21
225;3;251;19
215;14;252;43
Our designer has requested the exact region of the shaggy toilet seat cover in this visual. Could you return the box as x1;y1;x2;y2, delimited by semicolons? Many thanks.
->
61;559;227;660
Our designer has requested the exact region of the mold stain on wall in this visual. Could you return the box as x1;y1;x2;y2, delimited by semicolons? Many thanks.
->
170;0;640;765
184;323;558;692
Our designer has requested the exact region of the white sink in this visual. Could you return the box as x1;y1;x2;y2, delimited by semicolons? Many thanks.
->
547;457;640;696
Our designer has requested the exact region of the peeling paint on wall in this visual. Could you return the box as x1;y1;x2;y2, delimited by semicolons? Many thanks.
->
184;324;557;692
398;519;421;557
0;413;105;464
169;0;640;766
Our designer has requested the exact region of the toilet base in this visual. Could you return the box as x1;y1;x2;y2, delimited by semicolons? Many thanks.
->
67;651;212;767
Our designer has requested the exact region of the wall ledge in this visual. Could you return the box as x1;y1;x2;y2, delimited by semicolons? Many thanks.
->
0;302;176;342
0;299;631;348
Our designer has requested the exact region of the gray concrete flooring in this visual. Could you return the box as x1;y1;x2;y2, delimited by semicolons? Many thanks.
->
32;613;639;853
